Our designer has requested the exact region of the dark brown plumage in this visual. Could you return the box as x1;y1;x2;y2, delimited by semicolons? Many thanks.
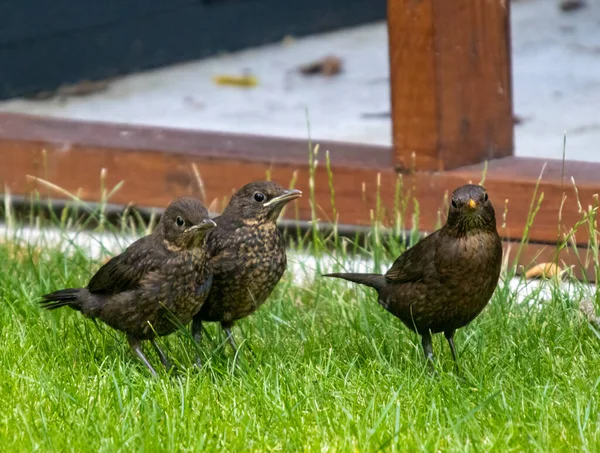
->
324;184;503;367
40;197;216;376
191;181;302;362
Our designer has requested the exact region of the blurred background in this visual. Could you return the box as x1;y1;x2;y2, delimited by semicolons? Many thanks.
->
0;0;598;162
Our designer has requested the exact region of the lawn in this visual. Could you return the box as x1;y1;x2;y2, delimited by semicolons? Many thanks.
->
1;179;599;452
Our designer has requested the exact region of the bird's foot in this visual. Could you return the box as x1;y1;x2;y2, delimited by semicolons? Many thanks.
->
452;362;461;377
222;326;239;355
191;318;206;371
222;325;257;363
151;339;179;375
424;354;438;376
421;333;437;376
245;341;257;359
194;355;204;371
128;336;158;378
444;330;461;376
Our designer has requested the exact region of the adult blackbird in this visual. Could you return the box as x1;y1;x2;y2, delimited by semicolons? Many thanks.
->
324;184;502;366
40;197;216;376
191;181;302;362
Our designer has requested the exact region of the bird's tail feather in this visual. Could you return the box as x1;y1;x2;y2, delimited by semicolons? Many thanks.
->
40;288;82;311
323;273;386;291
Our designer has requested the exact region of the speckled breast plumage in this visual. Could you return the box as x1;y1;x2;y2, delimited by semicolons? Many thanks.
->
198;223;287;324
380;230;502;334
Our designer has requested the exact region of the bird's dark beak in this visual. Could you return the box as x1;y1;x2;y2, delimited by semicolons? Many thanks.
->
263;189;303;208
467;199;477;210
186;218;216;233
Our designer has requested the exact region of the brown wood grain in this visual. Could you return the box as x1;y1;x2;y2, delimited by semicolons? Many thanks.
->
0;114;598;250
1;145;597;281
387;0;514;171
387;0;437;170
0;113;392;170
505;241;598;283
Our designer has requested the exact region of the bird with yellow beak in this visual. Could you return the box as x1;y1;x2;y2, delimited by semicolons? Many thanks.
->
324;184;502;370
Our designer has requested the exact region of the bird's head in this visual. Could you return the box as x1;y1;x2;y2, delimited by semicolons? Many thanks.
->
222;181;302;224
445;184;496;235
159;197;216;249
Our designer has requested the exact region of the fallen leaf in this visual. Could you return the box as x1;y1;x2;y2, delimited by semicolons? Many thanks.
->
299;55;343;77
213;74;258;88
58;80;111;97
524;262;563;279
26;79;111;101
560;0;586;12
513;114;529;125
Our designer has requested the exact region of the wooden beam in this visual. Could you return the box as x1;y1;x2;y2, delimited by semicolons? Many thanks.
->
505;241;598;284
0;114;598;249
0;113;392;169
387;0;513;171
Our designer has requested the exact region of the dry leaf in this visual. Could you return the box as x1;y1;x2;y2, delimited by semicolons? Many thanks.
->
560;0;586;12
524;262;563;279
213;74;258;88
299;55;343;77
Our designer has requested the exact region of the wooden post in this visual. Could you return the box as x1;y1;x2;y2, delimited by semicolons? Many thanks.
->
387;0;514;171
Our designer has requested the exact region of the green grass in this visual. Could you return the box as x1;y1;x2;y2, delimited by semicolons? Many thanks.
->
1;168;600;451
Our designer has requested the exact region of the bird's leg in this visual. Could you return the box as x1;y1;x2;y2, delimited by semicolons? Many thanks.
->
445;330;460;374
127;336;157;377
221;322;256;363
421;332;435;372
445;330;458;362
151;339;177;373
191;317;203;368
221;322;238;355
192;317;203;344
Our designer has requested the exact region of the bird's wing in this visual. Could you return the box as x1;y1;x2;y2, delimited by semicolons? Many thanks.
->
384;231;438;283
205;217;242;276
87;236;169;295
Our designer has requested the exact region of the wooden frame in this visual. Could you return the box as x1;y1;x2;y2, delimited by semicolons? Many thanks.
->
1;113;598;281
1;0;599;280
387;0;513;171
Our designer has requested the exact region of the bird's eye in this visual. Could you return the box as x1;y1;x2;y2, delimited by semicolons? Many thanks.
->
484;193;489;202
451;200;458;208
176;216;184;227
254;192;265;202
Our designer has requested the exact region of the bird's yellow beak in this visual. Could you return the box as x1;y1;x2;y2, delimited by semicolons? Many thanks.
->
186;218;217;233
468;199;477;210
263;189;303;207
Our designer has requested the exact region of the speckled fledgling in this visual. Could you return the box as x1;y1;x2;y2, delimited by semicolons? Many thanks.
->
324;184;502;367
40;198;216;376
191;181;302;362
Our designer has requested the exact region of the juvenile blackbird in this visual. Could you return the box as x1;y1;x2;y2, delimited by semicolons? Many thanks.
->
191;181;302;361
324;184;502;367
40;197;216;376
